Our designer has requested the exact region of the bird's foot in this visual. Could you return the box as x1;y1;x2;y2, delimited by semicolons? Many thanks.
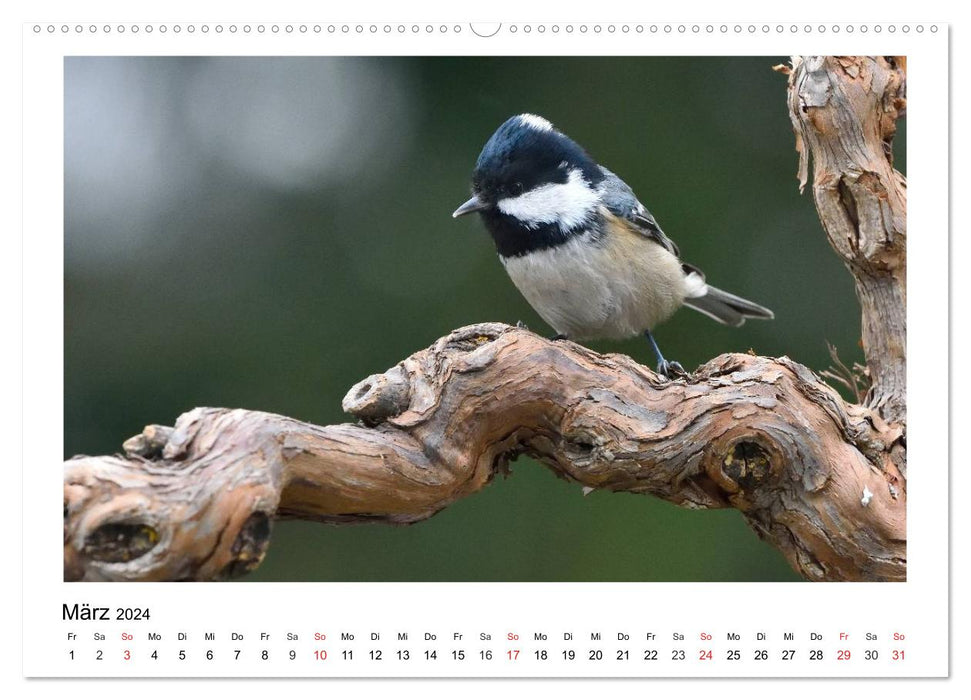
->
657;359;689;380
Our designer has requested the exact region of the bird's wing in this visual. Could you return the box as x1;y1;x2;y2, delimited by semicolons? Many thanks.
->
598;167;681;258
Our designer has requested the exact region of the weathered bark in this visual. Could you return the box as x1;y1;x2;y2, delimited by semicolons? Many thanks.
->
63;56;907;583
784;55;907;428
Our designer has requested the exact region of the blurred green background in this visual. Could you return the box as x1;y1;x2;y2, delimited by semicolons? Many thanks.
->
65;56;905;582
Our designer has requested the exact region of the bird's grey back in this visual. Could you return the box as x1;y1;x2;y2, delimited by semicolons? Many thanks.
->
598;167;641;217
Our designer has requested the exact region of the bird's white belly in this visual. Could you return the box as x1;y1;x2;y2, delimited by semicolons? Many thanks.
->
500;231;687;340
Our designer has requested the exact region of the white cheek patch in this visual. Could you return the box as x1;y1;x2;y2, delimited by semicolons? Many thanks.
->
497;168;599;230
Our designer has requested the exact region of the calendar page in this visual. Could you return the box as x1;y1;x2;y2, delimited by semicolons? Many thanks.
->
21;7;951;685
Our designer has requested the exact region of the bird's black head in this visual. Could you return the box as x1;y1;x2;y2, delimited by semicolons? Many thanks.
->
453;114;606;257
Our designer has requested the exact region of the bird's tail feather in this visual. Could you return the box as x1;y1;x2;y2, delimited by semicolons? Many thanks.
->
683;286;774;327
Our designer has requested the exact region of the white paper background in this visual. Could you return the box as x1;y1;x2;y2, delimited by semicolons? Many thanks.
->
9;0;961;696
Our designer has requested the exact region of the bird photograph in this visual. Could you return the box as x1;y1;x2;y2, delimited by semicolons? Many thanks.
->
64;56;903;583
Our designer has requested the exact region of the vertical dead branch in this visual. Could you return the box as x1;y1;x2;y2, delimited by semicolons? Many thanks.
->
786;56;907;428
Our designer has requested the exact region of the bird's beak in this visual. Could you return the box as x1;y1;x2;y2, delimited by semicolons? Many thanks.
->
452;194;489;218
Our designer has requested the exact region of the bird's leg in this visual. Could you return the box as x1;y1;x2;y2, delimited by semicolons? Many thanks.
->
644;329;688;379
550;333;569;341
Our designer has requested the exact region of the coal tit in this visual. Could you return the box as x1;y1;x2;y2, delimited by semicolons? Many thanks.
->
453;113;773;378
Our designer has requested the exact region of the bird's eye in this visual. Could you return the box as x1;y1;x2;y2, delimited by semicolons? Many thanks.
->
510;182;524;196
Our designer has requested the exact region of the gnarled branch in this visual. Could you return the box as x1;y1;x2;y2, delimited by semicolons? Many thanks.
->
64;324;905;582
63;56;907;582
